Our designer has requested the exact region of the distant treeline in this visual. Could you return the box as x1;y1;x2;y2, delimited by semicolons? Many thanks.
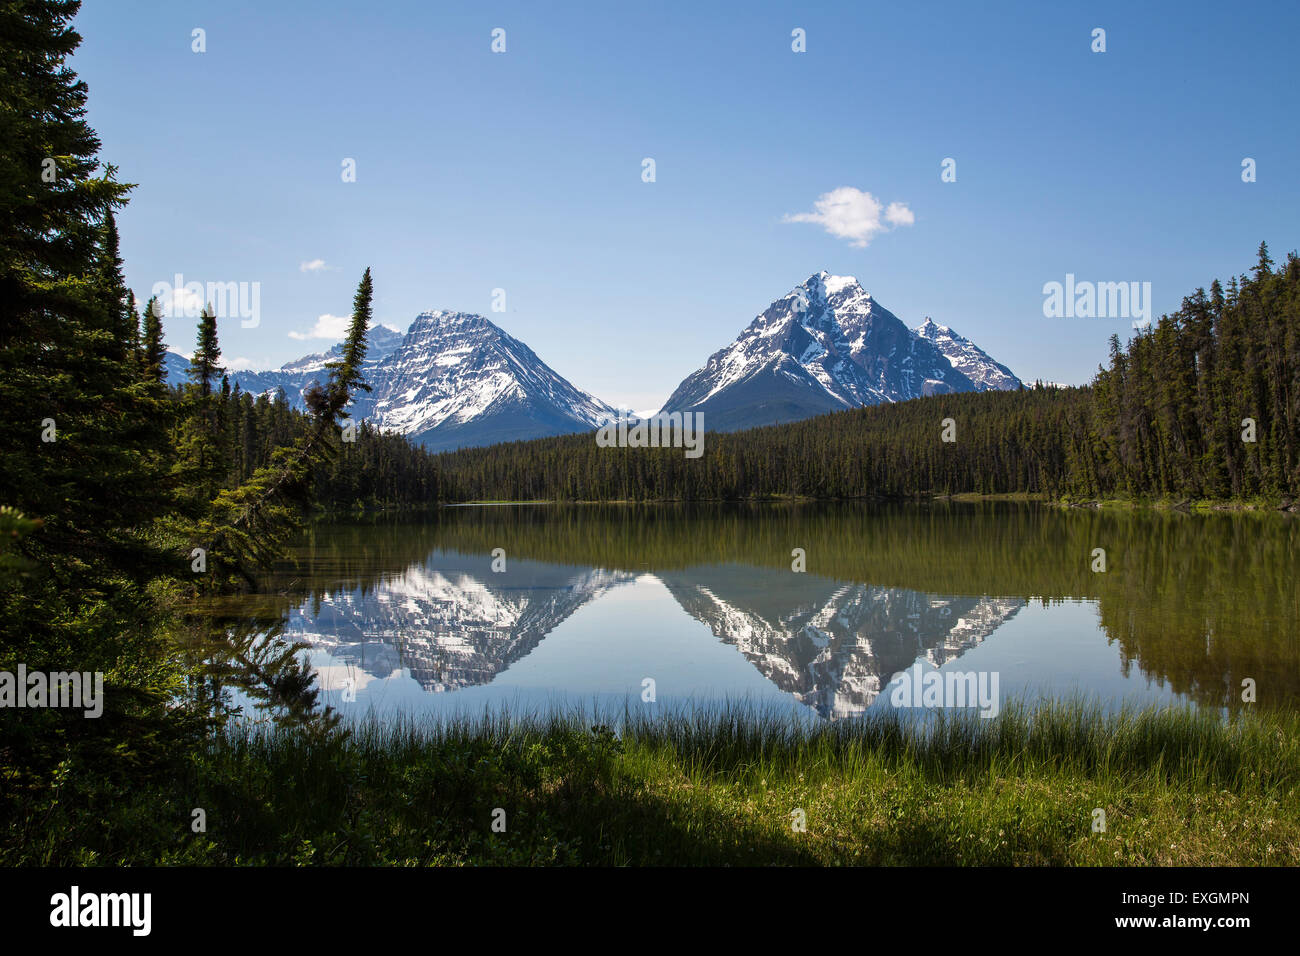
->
202;381;443;512
437;386;1087;500
435;244;1300;503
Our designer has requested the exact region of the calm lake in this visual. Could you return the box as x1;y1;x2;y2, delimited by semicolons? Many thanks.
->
220;502;1300;722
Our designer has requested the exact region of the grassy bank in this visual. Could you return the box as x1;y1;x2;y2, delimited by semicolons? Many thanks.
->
5;700;1298;866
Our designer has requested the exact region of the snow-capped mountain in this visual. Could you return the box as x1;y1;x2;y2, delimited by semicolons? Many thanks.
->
915;317;1022;392
658;564;1022;718
166;313;614;452
274;539;1021;716
659;272;1019;431
161;274;1021;451
282;550;635;692
283;547;1023;718
357;311;615;452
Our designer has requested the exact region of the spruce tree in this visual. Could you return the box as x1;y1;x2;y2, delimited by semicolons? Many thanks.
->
188;303;223;397
176;306;226;511
140;294;167;383
0;0;199;793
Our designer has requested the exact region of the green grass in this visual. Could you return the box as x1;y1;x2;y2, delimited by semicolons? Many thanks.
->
5;699;1298;866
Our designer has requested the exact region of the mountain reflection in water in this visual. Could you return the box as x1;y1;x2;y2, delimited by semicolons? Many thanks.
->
230;503;1299;720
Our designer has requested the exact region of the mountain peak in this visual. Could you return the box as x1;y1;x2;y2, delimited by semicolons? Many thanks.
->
172;309;612;452
365;309;613;449
803;271;865;298
660;272;1024;430
412;310;488;328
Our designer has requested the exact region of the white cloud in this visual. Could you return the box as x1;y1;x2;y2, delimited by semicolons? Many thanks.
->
289;313;351;341
884;202;914;227
299;258;329;273
783;187;914;247
226;356;261;371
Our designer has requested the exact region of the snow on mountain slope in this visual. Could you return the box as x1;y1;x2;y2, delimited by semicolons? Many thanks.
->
284;554;635;692
914;317;1022;392
660;272;1019;431
359;311;615;451
657;564;1023;718
159;274;1022;452
164;313;612;451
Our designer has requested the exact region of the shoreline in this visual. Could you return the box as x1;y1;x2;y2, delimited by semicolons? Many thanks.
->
433;492;1298;513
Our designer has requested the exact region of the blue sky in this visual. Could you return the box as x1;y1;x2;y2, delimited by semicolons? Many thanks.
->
71;0;1300;411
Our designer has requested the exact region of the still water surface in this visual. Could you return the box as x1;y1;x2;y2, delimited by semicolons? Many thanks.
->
227;502;1300;721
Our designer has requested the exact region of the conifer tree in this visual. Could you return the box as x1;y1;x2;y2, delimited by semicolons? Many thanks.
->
188;303;223;397
140;294;166;383
0;0;199;792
